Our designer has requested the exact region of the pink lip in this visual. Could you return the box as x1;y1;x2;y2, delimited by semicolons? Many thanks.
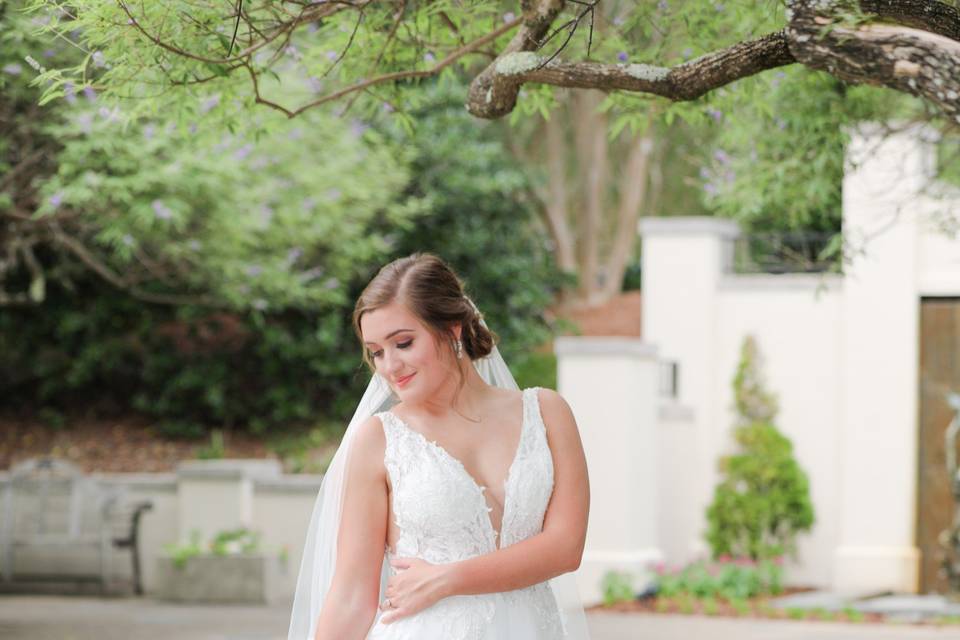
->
395;373;416;388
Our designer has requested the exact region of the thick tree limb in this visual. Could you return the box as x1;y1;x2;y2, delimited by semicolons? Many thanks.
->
467;29;795;118
859;0;960;42
788;0;960;122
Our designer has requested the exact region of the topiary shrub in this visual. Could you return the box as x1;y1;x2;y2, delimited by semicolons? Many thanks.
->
705;335;815;562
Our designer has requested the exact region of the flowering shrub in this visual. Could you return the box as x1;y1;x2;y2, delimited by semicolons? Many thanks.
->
163;527;264;569
651;555;784;601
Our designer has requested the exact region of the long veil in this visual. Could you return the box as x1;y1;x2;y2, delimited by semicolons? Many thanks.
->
288;299;591;639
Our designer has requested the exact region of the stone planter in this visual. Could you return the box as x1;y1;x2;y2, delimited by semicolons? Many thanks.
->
155;553;282;604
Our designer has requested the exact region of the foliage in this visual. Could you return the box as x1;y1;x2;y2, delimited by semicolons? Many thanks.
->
652;555;785;600
163;527;264;569
1;9;563;432
705;335;815;562
600;570;635;606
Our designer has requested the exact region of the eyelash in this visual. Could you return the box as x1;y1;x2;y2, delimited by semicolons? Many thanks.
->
370;340;412;359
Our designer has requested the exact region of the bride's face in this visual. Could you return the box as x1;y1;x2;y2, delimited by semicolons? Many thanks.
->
360;300;458;400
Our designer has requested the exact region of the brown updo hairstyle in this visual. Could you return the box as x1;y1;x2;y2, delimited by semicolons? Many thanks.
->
352;252;497;392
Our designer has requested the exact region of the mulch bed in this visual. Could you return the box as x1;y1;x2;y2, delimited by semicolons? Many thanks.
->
584;586;956;626
0;412;275;473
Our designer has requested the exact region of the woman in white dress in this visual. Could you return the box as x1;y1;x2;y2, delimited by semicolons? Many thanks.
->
288;252;592;640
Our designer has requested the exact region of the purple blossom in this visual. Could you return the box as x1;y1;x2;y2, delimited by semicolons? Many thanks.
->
121;234;135;247
285;45;300;59
503;12;516;23
245;264;263;277
83;85;97;102
381;102;394;113
713;149;730;165
704;182;719;196
143;124;156;140
707;107;723;122
3;63;22;75
714;2;725;11
613;15;625;26
91;51;106;68
306;76;324;93
151;199;174;220
64;81;77;104
188;123;198;135
349;119;368;138
302;196;317;211
776;118;787;131
76;113;93;134
43;49;56;58
306;22;319;34
200;94;220;114
617;51;628;63
324;188;342;202
323;277;340;290
289;128;304;141
48;191;64;207
233;143;254;161
657;0;668;11
698;166;710;180
723;169;736;184
423;52;436;64
286;247;303;264
682;47;693;59
326;50;338;61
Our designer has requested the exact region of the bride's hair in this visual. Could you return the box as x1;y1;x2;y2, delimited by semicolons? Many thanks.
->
352;252;497;379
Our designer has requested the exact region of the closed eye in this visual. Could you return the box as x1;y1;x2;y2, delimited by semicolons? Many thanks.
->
370;340;412;359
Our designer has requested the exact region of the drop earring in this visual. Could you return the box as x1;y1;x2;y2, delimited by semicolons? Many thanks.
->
454;338;463;360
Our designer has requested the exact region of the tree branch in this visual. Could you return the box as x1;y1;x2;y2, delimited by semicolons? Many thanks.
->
468;29;795;118
788;0;960;121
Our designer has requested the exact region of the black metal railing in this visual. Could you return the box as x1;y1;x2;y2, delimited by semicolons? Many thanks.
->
730;231;842;275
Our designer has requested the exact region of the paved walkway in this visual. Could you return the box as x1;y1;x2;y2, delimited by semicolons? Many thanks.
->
1;595;959;639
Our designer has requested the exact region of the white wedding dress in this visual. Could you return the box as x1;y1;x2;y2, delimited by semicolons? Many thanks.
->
365;386;568;639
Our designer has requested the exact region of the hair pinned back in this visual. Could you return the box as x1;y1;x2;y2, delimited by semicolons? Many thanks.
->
352;252;498;381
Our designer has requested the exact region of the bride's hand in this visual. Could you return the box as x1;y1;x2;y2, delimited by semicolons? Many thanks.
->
379;557;455;624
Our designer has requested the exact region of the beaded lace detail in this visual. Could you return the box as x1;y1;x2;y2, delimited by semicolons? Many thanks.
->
369;387;566;639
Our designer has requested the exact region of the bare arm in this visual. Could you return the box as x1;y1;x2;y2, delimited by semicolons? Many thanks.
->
443;388;590;595
313;415;389;640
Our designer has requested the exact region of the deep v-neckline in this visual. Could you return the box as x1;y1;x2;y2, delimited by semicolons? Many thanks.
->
384;388;529;550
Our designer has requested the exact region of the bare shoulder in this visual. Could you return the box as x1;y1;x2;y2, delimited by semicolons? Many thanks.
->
533;387;581;439
347;413;388;475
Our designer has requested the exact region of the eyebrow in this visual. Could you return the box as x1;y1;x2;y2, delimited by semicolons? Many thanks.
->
363;328;413;345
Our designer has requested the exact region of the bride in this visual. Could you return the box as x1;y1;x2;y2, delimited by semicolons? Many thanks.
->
288;252;592;639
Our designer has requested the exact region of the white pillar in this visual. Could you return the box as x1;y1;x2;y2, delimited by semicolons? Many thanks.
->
555;337;662;605
833;122;937;594
176;460;282;544
638;216;740;560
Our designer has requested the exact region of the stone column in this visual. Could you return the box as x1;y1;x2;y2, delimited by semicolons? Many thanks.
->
834;122;937;594
556;336;662;604
176;460;282;544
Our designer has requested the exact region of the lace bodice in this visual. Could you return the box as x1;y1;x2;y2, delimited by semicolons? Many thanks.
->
369;386;567;639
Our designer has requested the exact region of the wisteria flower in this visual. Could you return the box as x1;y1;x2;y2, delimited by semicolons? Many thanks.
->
83;85;97;102
617;52;628;63
151;199;174;220
200;94;220;114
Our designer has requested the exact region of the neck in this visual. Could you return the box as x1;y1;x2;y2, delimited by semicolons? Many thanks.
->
413;356;495;422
